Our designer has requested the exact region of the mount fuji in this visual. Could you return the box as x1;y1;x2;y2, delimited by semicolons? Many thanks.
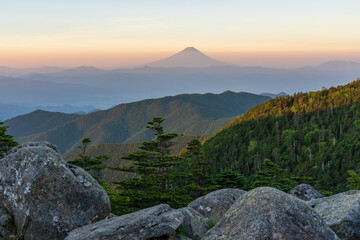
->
146;47;229;68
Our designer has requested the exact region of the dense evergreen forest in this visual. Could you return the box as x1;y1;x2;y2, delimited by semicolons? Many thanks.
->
203;79;360;193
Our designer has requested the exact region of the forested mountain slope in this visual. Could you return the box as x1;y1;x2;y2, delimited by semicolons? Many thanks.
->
15;91;269;154
203;79;360;193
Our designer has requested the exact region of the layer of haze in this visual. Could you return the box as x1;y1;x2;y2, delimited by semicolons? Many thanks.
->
1;0;360;68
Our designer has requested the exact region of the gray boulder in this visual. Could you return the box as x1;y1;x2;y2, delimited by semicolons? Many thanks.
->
289;184;324;201
65;204;183;240
0;142;111;240
202;187;340;240
310;190;360;240
178;207;210;239
188;188;246;222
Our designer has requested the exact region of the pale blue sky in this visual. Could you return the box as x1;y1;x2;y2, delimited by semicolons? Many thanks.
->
1;0;360;67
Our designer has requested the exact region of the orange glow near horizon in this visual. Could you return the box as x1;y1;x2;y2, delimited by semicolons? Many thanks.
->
2;1;360;68
1;49;360;69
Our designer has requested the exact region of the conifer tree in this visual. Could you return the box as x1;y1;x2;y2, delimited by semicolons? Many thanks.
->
185;139;211;186
347;170;360;190
215;169;247;189
68;138;108;180
178;139;216;198
251;159;297;191
0;121;18;158
114;117;189;212
121;117;179;189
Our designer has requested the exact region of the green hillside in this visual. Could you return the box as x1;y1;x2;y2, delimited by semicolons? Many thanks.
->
5;110;81;139
14;91;270;154
203;79;360;193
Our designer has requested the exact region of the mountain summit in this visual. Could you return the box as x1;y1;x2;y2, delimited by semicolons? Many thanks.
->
147;47;229;68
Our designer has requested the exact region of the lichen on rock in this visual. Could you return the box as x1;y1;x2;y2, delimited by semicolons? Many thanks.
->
187;188;246;222
0;141;111;240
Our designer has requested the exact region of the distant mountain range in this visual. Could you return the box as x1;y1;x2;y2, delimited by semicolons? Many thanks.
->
0;104;96;121
5;91;270;154
0;48;359;108
260;92;288;98
0;66;64;77
5;110;82;138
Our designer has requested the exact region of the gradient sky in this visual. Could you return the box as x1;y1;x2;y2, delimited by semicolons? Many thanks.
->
1;0;360;68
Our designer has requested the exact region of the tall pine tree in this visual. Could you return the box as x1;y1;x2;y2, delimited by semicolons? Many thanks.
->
68;138;108;180
114;117;190;213
121;117;179;189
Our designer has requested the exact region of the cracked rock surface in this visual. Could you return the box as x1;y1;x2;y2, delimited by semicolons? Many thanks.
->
0;142;111;240
65;204;183;240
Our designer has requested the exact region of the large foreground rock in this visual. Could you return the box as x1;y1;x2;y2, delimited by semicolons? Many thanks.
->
310;190;360;240
202;187;340;240
188;188;246;222
65;204;183;240
0;142;111;240
289;184;324;201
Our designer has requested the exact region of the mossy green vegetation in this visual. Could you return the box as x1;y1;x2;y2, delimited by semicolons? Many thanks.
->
207;218;217;229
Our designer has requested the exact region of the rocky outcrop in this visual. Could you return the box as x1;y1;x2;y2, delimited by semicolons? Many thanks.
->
289;184;324;201
65;204;183;240
310;190;360;240
188;188;246;222
178;207;210;239
0;142;111;240
3;142;360;240
202;187;340;240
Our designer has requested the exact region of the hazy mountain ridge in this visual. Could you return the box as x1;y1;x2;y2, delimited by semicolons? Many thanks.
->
260;92;288;98
0;76;109;107
7;91;270;154
1;48;359;108
5;110;82;139
0;66;64;77
0;103;96;121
